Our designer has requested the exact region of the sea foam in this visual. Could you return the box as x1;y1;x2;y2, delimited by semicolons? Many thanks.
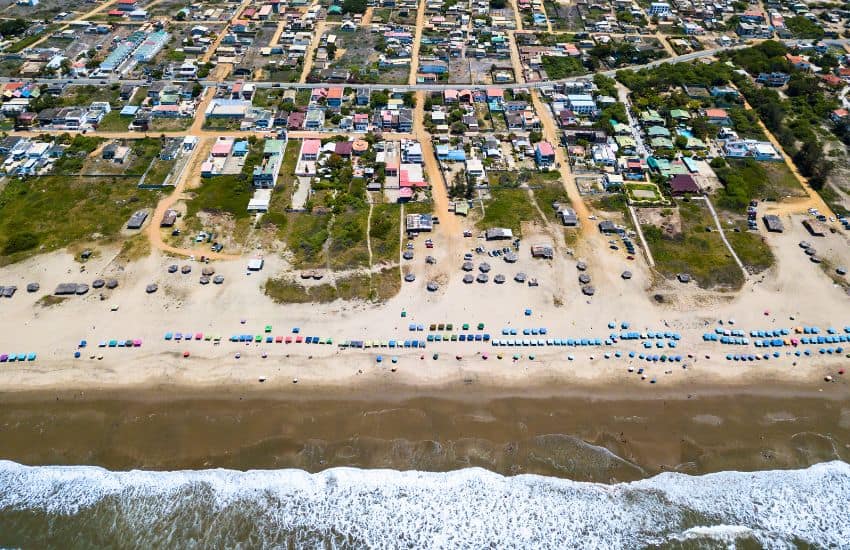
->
0;460;848;548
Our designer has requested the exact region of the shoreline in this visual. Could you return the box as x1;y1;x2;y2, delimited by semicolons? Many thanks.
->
0;364;845;403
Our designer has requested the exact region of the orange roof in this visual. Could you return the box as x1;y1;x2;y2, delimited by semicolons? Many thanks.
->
704;108;728;118
327;87;343;99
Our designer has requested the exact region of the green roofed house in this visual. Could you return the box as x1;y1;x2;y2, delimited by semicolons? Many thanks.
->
610;120;631;135
646;126;670;138
669;109;691;121
650;137;674;149
328;4;342;14
640;110;664;126
683;136;706;149
615;135;637;154
648;157;689;178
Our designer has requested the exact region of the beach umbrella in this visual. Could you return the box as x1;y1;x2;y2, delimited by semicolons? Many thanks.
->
391;357;398;363
235;353;241;359
106;279;118;289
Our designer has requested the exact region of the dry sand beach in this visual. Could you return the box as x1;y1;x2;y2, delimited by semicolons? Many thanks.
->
0;211;849;396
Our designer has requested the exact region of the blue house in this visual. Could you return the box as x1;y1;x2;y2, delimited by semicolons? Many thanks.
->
436;145;466;161
419;61;448;74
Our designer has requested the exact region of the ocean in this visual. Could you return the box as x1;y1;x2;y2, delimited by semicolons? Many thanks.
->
0;389;848;548
1;460;849;548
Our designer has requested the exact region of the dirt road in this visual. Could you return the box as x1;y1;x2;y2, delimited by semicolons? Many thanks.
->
739;95;833;218
299;20;326;83
145;137;240;260
408;0;427;85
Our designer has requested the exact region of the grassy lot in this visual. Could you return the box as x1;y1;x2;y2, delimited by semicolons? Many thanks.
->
185;140;262;220
59;84;121;108
530;181;570;224
264;266;400;304
144;159;177;186
0;175;162;264
726;229;775;275
96;111;132;132
7;25;57;53
625;182;664;204
280;212;331;268
329;209;370;269
370;203;401;264
150;118;193;132
643;200;744;289
130;87;149;106
477;188;541;236
713;157;804;211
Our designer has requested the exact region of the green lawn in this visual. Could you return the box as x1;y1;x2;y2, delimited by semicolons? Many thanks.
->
59;84;121;108
477;188;541;236
644;200;744;289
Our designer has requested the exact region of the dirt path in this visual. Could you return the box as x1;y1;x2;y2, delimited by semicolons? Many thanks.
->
530;90;590;228
655;31;677;58
696;195;747;279
366;192;375;271
201;0;254;64
738;94;833;218
299;20;326;83
145;137;240;261
507;31;525;84
627;204;654;267
408;0;427;85
509;0;524;31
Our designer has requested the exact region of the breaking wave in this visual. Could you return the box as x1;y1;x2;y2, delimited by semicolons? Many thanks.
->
0;460;848;548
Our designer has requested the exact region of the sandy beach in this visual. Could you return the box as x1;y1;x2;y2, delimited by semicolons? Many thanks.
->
1;211;850;397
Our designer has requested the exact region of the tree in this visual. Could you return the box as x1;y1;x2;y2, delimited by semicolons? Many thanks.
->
342;0;367;14
326;42;337;60
489;0;506;7
369;90;388;108
450;121;466;134
528;130;542;143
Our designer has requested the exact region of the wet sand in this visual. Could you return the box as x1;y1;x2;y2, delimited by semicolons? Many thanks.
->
1;384;848;483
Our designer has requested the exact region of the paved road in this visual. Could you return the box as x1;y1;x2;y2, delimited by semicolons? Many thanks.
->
13;39;846;93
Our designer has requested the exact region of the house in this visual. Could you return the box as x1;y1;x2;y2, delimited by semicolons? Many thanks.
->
565;94;597;116
356;89;370;106
300;139;320;161
326;87;344;107
252;139;285;188
785;53;810;71
668;174;700;195
304;108;324;130
702;108;731;125
648;2;670;16
485;227;513;240
535;141;555;167
756;72;790;87
831;109;850;124
406;213;433;232
722;139;781;161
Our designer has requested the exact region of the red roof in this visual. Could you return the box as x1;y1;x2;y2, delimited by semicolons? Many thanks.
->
536;141;555;157
669;174;700;195
704;108;728;119
327;87;343;99
334;141;353;156
301;139;321;156
486;88;504;99
108;9;124;16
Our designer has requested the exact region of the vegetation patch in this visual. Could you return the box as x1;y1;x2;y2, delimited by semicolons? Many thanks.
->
643;200;744;289
477;188;541;235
